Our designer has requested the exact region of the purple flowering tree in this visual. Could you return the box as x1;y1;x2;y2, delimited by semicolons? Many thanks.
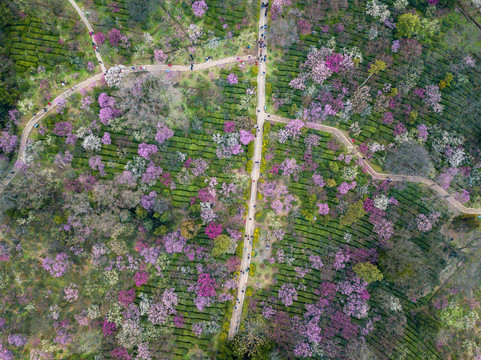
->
108;28;122;47
101;132;111;145
138;143;158;160
41;253;71;277
226;73;238;85
154;49;168;63
192;1;208;17
140;191;157;211
142;163;162;184
278;283;298;306
0;132;20;154
89;155;105;176
239;129;255;145
164;230;186;254
98;93;116;108
155;122;174;144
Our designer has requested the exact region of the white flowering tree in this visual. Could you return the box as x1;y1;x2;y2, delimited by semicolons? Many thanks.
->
105;65;127;87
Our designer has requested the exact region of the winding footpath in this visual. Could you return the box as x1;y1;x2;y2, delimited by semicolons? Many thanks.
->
228;3;268;340
0;55;251;195
267;114;481;215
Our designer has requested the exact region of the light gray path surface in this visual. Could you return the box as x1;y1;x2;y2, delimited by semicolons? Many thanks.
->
228;2;268;340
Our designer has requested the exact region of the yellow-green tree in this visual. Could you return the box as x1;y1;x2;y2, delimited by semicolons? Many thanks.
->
396;13;421;38
353;262;384;283
368;60;386;75
212;234;231;257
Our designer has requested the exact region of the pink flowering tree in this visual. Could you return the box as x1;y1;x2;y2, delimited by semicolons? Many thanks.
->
54;151;73;168
297;19;312;35
226;73;238;85
118;289;136;307
102;320;117;337
111;347;130;360
416;212;441;232
285;119;305;139
192;1;208;17
224;121;236;133
454;189;470;204
64;283;79;302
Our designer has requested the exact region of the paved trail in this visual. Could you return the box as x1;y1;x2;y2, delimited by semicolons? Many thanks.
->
267;114;481;215
228;3;268;340
68;0;107;72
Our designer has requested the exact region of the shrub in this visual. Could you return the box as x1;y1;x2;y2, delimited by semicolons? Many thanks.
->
126;0;151;23
385;143;433;177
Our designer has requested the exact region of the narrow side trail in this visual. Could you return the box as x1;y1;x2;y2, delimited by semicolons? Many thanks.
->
0;55;251;195
267;114;481;215
228;3;268;340
68;0;107;72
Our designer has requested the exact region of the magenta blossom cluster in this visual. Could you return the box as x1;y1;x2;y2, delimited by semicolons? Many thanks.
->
205;223;222;239
118;289;136;307
133;271;149;287
196;273;217;297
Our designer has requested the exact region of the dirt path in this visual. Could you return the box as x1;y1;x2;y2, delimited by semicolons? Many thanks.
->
228;3;268;340
267;114;481;215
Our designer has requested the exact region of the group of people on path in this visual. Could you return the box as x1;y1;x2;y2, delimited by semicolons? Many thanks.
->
88;31;103;65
